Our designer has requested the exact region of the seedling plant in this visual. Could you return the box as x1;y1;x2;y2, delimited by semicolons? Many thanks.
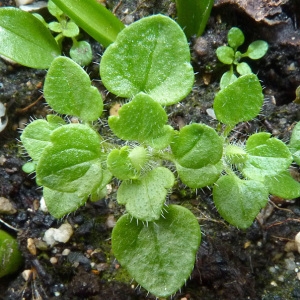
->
216;27;269;89
1;1;300;298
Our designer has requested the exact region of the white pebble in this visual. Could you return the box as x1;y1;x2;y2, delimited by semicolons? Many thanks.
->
43;223;73;247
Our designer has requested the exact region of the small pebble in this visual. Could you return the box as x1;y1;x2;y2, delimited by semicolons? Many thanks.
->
106;215;116;228
62;249;71;256
50;257;58;264
0;197;17;214
43;223;73;247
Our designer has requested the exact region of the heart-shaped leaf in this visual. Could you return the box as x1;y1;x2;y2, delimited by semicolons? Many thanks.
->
117;167;175;221
242;132;293;181
44;56;103;121
213;175;268;229
108;93;169;146
100;15;194;105
171;123;223;169
112;205;201;297
214;74;263;126
36;124;103;197
0;8;60;68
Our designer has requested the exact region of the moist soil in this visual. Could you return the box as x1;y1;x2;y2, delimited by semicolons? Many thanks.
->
1;0;300;299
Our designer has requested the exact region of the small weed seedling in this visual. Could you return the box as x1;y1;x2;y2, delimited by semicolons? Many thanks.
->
216;27;268;89
19;15;300;297
34;0;92;66
1;0;300;297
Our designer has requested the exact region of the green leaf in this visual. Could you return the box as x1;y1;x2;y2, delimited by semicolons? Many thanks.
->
176;161;222;188
236;62;252;75
171;123;223;169
100;15;194;105
213;175;268;229
224;144;248;164
175;0;214;37
44;56;103;121
48;21;63;33
289;122;300;164
112;205;201;297
52;0;124;47
227;27;244;49
108;93;168;145
245;40;268;59
20;115;65;162
220;71;237;89
70;40;92;66
216;46;234;64
264;171;300;199
60;20;80;38
107;146;142;180
0;230;23;278
36;124;103;197
48;0;64;19
242;132;293;181
117;167;175;221
214;74;263;126
0;7;60;68
43;187;86;218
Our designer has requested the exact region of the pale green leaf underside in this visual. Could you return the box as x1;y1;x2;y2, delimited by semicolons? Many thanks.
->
117;167;175;221
44;56;103;121
171;123;223;169
100;15;194;105
289;122;300;164
0;7;60;68
213;175;268;229
112;205;201;297
214;74;263;126
43;187;86;218
36;124;103;196
108;93;168;145
242;132;293;181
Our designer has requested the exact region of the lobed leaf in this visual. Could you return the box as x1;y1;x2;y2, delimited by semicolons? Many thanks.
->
100;15;194;105
0;7;60;68
117;167;175;221
112;205;201;297
20;115;65;162
44;56;103;121
242;132;293;181
36;124;104;197
171;123;223;169
214;74;263;126
213;175;268;229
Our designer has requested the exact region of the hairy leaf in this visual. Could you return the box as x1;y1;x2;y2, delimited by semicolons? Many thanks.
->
100;15;194;105
112;205;201;297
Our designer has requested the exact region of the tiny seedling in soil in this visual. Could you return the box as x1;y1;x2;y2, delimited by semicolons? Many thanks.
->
1;1;300;297
216;27;268;89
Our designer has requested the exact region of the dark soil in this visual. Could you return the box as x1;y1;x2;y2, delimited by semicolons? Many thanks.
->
1;0;300;299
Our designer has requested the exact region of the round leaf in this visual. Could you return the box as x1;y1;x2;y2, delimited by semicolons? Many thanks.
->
44;56;103;121
220;71;237;89
213;175;268;229
108;93;168;145
236;62;252;75
216;46;234;64
70;40;92;66
214;74;264;126
112;205;201;297
227;27;244;49
171;123;223;169
246;40;268;59
0;8;60;68
100;15;194;105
